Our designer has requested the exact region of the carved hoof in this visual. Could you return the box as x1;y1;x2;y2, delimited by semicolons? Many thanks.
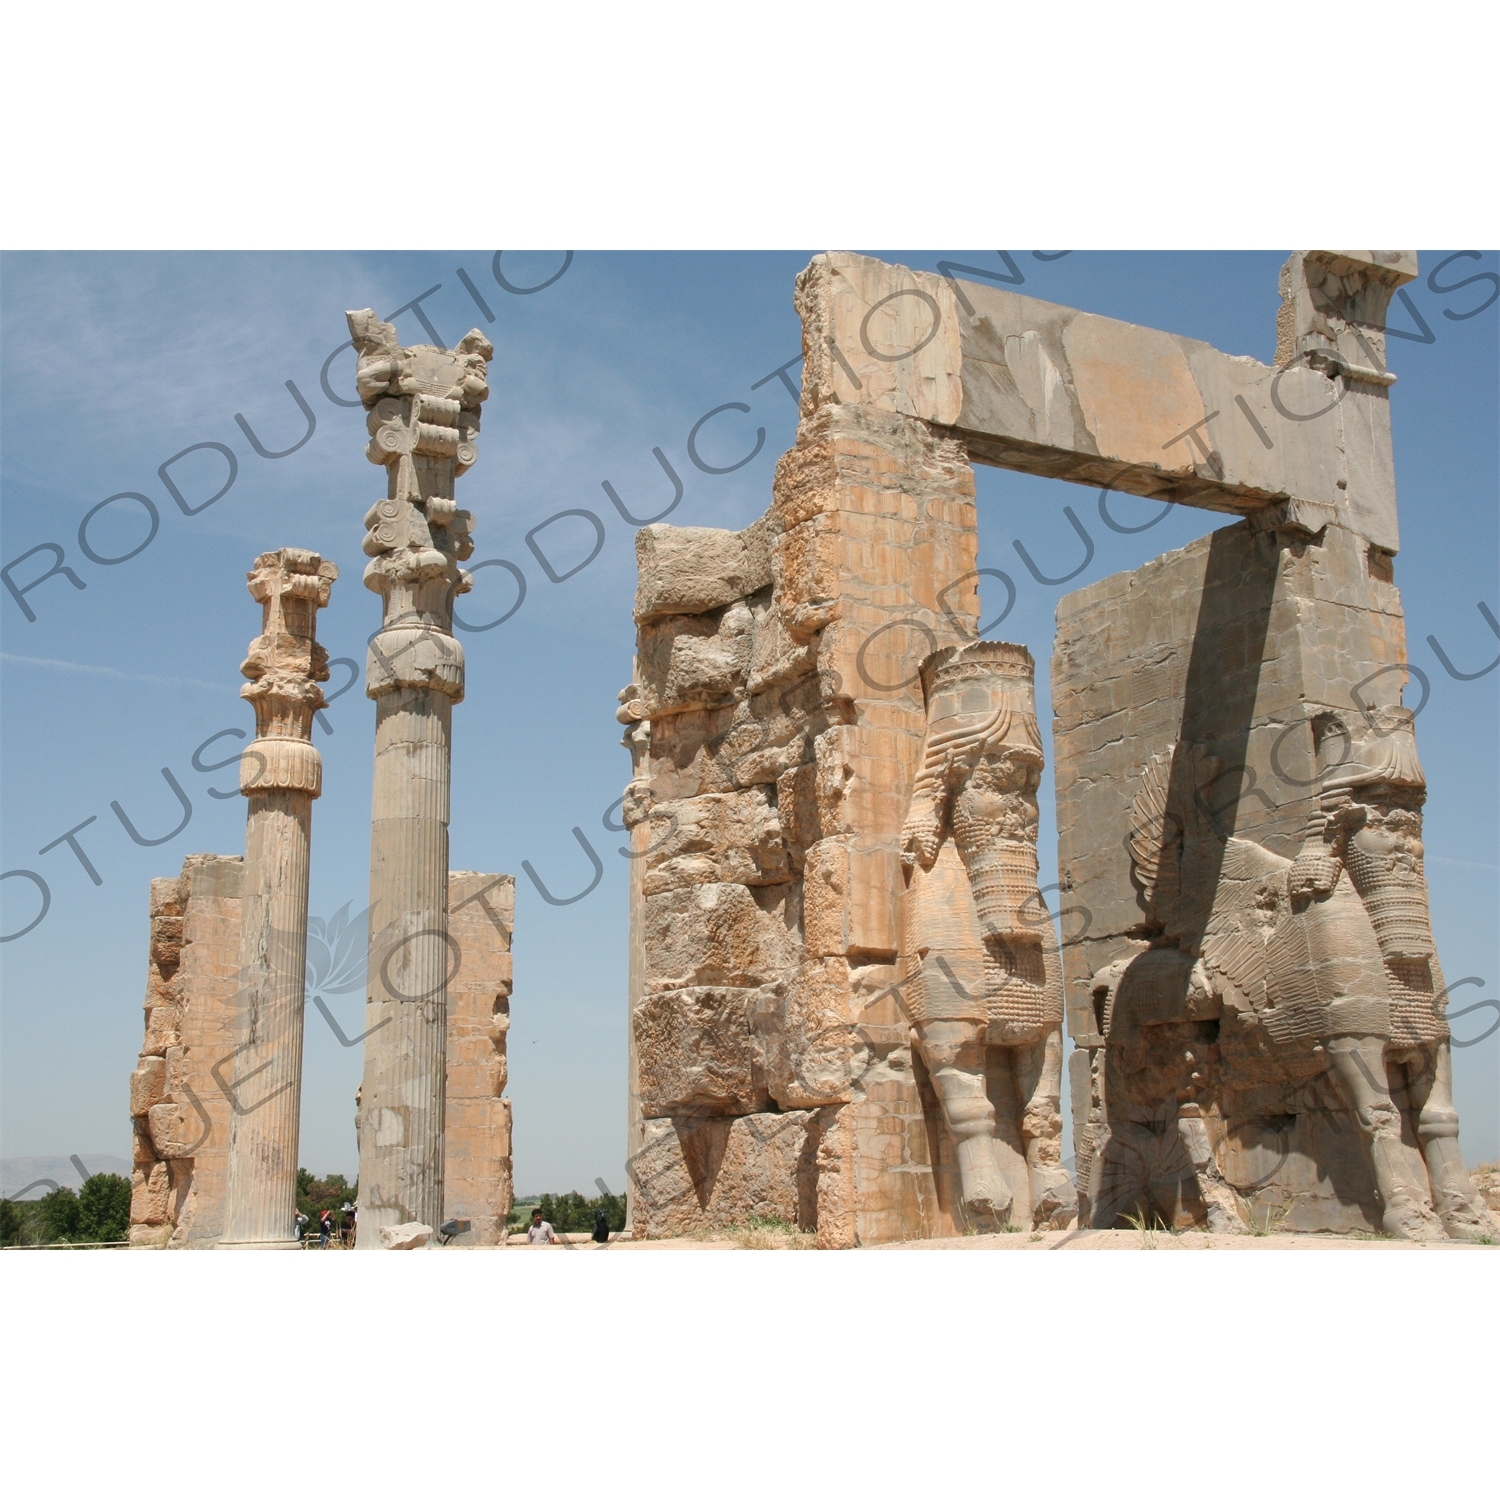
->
963;1197;1013;1231
1434;1190;1499;1243
1029;1169;1076;1229
1380;1192;1446;1243
961;1175;1014;1228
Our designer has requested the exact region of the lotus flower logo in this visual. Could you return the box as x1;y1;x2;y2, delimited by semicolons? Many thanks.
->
305;903;385;1048
306;902;371;1000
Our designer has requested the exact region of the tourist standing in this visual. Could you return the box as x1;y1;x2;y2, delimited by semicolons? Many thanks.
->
527;1208;559;1245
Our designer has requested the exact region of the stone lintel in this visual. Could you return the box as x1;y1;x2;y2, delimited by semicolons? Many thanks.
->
802;251;1403;554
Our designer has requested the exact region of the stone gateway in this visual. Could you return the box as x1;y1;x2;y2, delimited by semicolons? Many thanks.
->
619;251;1494;1245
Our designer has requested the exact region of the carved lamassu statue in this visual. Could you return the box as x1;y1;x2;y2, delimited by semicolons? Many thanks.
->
899;642;1073;1229
1087;709;1494;1240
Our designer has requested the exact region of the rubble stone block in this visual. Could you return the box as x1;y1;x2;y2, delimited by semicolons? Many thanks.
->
643;881;797;990
635;521;773;623
150;917;184;970
130;1056;167;1118
637;602;753;717
379;1222;432;1250
752;958;854;1108
642;789;790;894
630;1111;821;1238
148;1100;206;1160
802;838;899;959
635;985;771;1117
142;1004;180;1055
130;1163;172;1226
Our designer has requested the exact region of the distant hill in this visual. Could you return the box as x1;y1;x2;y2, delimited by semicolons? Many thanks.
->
3;1155;131;1199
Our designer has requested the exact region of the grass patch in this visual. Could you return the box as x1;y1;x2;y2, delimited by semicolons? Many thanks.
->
1121;1207;1162;1249
729;1214;816;1250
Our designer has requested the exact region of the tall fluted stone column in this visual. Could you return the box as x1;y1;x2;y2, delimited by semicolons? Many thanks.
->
348;310;493;1245
220;549;337;1248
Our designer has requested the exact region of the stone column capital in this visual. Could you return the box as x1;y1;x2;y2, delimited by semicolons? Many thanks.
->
240;548;338;746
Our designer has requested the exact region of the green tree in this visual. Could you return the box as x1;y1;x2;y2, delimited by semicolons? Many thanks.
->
76;1174;131;1242
296;1170;358;1236
0;1196;23;1247
535;1189;626;1234
38;1186;82;1243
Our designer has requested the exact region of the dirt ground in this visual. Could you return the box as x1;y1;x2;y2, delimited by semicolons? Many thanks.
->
509;1163;1500;1251
513;1225;1495;1251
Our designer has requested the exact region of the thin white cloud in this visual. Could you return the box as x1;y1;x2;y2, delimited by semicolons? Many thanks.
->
0;652;228;694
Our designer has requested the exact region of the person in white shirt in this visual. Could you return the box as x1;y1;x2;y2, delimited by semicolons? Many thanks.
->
526;1208;559;1244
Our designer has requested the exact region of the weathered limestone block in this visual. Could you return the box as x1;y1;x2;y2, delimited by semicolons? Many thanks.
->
379;1222;432;1249
634;519;774;623
635;986;771;1117
775;763;819;866
147;1100;204;1160
149;916;184;970
132;1120;156;1169
751;957;855;1108
812;1104;858;1249
642;789;790;894
130;1162;172;1227
638;686;834;801
637;600;754;717
771;514;842;640
746;597;821;696
630;1110;828;1238
802;837;900;960
639;704;737;800
142;1005;180;1054
129;1056;167;1118
642;881;798;991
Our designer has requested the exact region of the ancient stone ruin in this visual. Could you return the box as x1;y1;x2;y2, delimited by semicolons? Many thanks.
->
128;854;243;1246
125;253;1491;1250
620;250;1496;1245
127;312;514;1248
128;858;513;1247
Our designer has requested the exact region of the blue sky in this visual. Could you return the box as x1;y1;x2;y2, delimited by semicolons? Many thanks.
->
2;250;1495;1193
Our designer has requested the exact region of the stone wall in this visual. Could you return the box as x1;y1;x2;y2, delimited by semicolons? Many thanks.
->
129;858;515;1247
1053;516;1408;1012
443;872;514;1244
128;854;243;1247
1053;518;1490;1238
621;260;986;1246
